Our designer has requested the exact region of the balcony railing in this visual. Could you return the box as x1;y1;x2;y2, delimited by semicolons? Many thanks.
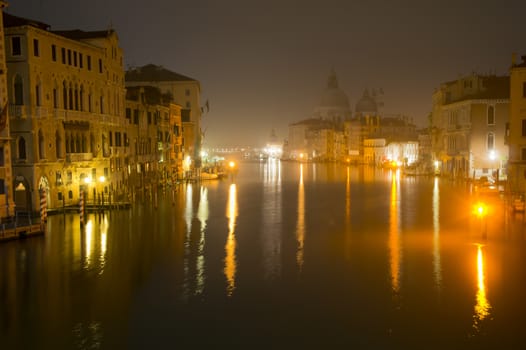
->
9;105;27;119
66;153;93;162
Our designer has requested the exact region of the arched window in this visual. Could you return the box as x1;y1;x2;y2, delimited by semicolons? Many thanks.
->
65;133;70;153
63;81;68;109
38;129;45;160
14;75;23;105
74;84;79;110
487;132;495;150
18;137;26;159
82;134;87;153
75;133;80;153
487;105;495;125
56;131;62;159
80;85;84;111
68;84;73;109
35;80;42;106
90;133;96;156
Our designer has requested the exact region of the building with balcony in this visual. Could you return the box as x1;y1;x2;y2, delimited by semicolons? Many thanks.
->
125;64;203;169
0;2;15;219
430;73;509;179
508;54;526;195
4;12;127;212
125;86;182;189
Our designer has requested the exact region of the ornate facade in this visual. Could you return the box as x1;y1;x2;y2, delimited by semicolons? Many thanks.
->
4;12;126;212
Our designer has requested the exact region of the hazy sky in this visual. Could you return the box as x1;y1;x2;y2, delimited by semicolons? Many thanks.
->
7;0;525;147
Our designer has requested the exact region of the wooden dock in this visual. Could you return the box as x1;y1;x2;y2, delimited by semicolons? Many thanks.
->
0;223;45;242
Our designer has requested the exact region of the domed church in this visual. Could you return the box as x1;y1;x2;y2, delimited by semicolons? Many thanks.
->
313;69;352;122
355;89;378;117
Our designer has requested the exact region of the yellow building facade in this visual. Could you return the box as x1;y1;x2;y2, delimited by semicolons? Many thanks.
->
4;13;126;212
0;2;15;219
508;54;526;195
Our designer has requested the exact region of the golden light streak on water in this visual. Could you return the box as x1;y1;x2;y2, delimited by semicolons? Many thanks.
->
389;170;401;293
100;215;108;275
225;183;238;296
473;244;491;331
196;186;209;295
84;219;93;269
183;184;193;298
296;164;305;271
433;177;442;289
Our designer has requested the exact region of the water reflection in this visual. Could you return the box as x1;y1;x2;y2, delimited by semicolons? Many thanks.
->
345;166;351;260
183;184;193;297
433;177;442;289
225;183;238;296
389;170;402;294
262;158;282;280
100;215;108;275
296;164;305;271
84;220;93;269
473;244;491;331
196;187;208;295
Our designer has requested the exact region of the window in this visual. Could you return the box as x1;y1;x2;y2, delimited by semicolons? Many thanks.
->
147;112;152;124
522;148;526;161
79;53;83;68
38;130;45;160
14;75;23;105
109;131;113;147
125;108;131;120
133;110;139;124
487;132;495;150
33;39;39;57
185;101;191;108
185;89;190;96
487;105;495;125
18;137;26;159
73;51;77;66
98;58;103;73
67;49;71;65
51;44;56;61
0;146;4;166
523;82;526;98
56;171;62;186
87;55;91;70
522;119;526;137
0;180;4;195
35;83;41;106
53;88;58;108
61;48;66;64
11;37;21;56
67;171;73;185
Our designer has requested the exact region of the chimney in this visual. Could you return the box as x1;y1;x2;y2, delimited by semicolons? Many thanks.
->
512;53;517;66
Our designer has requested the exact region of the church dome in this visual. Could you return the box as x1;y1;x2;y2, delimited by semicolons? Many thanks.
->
314;69;351;120
355;89;377;114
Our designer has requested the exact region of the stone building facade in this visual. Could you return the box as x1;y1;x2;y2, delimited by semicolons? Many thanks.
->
4;12;127;212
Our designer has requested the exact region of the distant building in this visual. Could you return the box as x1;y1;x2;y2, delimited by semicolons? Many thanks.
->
4;12;127;212
508;54;526;194
312;69;352;122
430;73;509;179
125;86;183;186
125;64;203;168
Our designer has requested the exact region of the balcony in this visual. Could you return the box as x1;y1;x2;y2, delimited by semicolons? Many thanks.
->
9;105;27;119
66;153;93;163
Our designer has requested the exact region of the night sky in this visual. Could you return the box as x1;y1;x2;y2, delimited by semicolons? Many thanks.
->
7;0;526;147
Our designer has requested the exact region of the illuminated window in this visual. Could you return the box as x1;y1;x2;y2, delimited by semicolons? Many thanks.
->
487;106;495;125
487;133;495;150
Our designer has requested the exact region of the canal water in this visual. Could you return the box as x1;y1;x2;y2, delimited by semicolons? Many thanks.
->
1;160;526;349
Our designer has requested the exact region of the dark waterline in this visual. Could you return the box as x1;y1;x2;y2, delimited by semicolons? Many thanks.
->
1;161;526;349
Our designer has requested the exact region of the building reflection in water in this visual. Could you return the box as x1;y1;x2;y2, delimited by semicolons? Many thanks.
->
433;177;442;289
345;166;351;260
262;158;282;280
196;186;209;295
296;164;305;271
225;183;238;296
473;244;491;331
389;170;402;294
99;215;108;275
183;184;193;298
84;219;93;270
